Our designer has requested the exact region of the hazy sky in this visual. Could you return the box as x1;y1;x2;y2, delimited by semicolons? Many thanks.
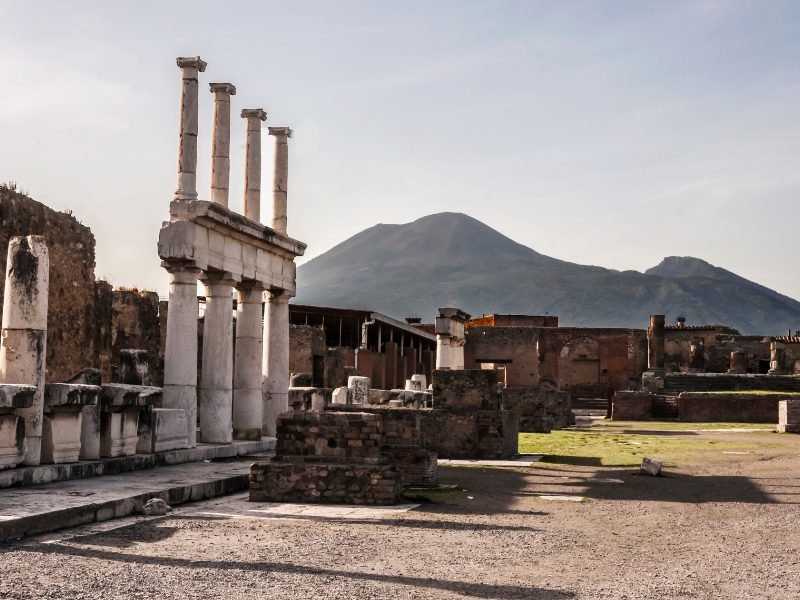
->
1;1;798;301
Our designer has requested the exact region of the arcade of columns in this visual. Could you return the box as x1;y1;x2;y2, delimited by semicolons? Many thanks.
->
159;56;306;447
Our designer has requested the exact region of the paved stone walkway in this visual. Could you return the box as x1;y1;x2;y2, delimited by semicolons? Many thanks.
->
0;456;268;541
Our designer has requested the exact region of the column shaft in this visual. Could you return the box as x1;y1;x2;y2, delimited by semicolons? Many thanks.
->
209;83;236;206
162;265;200;447
242;109;267;221
436;334;451;370
0;236;49;466
199;277;234;443
175;57;207;201
263;291;290;436
233;284;264;440
268;127;292;234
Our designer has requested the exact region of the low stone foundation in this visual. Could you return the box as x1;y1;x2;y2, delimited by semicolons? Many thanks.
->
611;391;654;420
777;399;800;433
503;387;572;431
677;392;791;423
250;462;401;505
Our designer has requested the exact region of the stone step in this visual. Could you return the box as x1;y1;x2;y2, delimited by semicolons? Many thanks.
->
0;455;273;542
0;438;275;490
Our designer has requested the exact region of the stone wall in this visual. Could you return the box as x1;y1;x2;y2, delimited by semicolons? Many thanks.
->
289;325;327;387
676;392;792;423
611;391;654;420
503;387;572;431
112;290;162;385
432;369;501;410
0;188;101;382
664;330;770;373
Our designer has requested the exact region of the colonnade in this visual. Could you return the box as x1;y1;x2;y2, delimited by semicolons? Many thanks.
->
162;56;299;446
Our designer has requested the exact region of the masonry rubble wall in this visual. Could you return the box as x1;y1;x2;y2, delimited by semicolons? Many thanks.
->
112;290;163;385
0;189;101;382
676;392;792;423
502;387;572;431
611;391;654;420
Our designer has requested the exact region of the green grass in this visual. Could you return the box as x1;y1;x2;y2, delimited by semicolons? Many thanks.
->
519;423;783;467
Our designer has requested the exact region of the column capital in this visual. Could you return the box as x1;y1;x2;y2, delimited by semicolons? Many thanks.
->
176;56;208;72
200;270;237;288
236;280;266;294
241;108;267;121
267;289;292;303
209;82;236;96
268;127;292;138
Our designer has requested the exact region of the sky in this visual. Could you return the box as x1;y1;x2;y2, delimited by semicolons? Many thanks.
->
1;1;798;300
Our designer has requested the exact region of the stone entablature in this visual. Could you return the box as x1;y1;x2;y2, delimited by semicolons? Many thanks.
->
158;199;304;293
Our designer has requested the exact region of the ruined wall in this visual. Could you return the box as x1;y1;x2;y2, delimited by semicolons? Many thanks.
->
112;290;162;385
664;329;770;373
464;327;540;386
677;392;791;423
0;189;100;381
503;387;572;430
289;325;327;386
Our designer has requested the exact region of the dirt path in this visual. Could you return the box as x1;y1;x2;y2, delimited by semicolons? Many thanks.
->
1;427;798;599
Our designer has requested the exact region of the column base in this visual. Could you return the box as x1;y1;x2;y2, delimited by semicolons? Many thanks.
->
233;428;262;441
162;384;197;448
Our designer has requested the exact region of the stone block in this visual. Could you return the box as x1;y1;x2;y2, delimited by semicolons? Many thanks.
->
152;408;189;452
348;376;370;405
432;370;499;411
0;414;26;469
79;403;101;460
778;399;800;434
332;386;350;405
100;407;140;458
41;408;83;464
611;391;653;420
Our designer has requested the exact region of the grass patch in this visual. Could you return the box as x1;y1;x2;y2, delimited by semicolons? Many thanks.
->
519;424;783;467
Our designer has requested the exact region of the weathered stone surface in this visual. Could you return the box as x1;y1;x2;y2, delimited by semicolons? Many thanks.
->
0;414;26;469
640;457;662;476
141;497;172;516
152;408;189;452
118;349;152;386
432;369;499;411
777;399;800;434
332;386;350;405
677;392;790;423
0;384;35;409
504;387;572;430
41;408;83;464
611;391;654;421
100;408;139;458
347;376;370;405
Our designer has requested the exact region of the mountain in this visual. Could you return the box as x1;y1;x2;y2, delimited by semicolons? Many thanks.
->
295;213;800;335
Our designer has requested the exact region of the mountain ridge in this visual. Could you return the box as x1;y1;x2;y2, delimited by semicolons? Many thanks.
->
295;212;800;335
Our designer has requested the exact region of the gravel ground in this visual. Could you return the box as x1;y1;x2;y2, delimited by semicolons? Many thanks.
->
1;430;799;599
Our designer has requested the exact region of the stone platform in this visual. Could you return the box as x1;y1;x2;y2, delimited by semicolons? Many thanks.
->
0;438;275;489
0;454;273;542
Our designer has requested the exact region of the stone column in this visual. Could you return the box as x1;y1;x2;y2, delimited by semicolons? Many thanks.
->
233;282;264;440
647;314;665;370
174;56;207;201
451;338;466;370
268;127;292;234
199;273;235;443
162;262;200;447
436;334;452;370
263;290;291;436
209;82;236;206
0;236;49;466
241;108;268;221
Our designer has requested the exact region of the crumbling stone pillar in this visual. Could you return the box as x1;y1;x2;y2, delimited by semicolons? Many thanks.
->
435;308;470;370
263;290;291;436
647;314;665;370
0;236;49;466
268;127;292;234
435;333;451;370
209;82;236;206
162;262;200;447
233;282;264;440
728;350;747;374
174;56;207;201
241;108;268;221
199;273;235;443
769;342;787;375
688;338;705;372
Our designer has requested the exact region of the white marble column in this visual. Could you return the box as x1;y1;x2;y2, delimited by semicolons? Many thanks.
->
209;82;236;206
199;273;235;443
0;236;49;466
233;282;264;440
268;127;292;234
451;338;466;370
435;334;451;370
175;56;207;201
263;290;291;436
162;262;200;447
241;108;267;221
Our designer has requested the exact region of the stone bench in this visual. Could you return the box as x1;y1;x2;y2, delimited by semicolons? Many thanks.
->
98;384;162;458
43;384;101;464
0;384;36;469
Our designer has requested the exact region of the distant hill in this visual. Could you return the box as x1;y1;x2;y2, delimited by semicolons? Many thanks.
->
295;212;800;335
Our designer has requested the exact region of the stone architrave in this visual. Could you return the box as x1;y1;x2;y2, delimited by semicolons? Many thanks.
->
0;236;49;466
199;273;235;444
241;108;268;221
209;82;236;206
175;57;207;201
161;263;200;447
263;290;291;436
233;282;264;440
268;127;292;234
647;315;665;370
348;376;370;405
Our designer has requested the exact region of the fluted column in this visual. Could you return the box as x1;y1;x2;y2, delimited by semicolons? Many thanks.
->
263;290;291;436
199;272;235;443
209;82;236;206
175;56;207;201
241;108;268;221
233;282;264;440
0;236;49;466
162;262;200;447
268;127;292;234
